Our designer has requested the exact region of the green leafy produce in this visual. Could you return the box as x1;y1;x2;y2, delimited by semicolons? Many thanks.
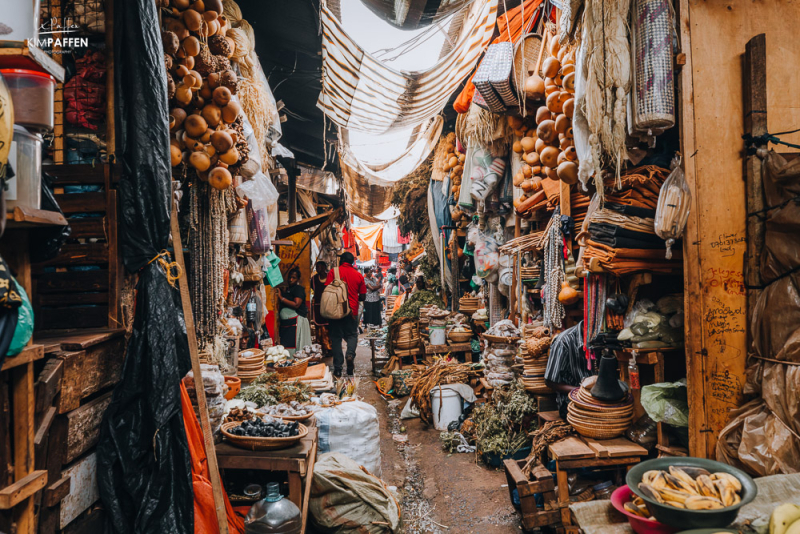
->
236;372;311;407
473;380;537;457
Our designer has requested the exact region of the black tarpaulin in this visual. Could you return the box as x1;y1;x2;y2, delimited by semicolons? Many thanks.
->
96;0;193;532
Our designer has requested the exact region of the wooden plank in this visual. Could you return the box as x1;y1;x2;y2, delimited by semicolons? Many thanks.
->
275;209;338;239
589;437;648;458
548;436;594;460
300;438;317;534
34;407;57;456
107;189;122;329
1;345;44;372
52;193;106;214
33;243;109;269
170;207;229;534
677;0;799;458
37;292;108;307
0;377;10;489
11;362;35;534
38;306;108;331
34;270;110;294
0;46;65;81
0;470;47;509
59;453;99;529
57;337;123;413
43;477;71;508
42;164;106;184
41;328;125;350
743;34;767;351
6;206;68;228
582;438;609;458
62;504;106;534
62;392;112;464
56;351;85;414
558;457;641;469
67;218;106;239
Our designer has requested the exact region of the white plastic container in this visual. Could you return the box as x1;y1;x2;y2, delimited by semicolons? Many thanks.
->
7;125;42;211
0;1;41;48
431;386;462;431
429;325;446;346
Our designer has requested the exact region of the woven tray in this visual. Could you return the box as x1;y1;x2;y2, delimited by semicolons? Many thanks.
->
274;358;310;380
221;421;308;451
271;412;315;423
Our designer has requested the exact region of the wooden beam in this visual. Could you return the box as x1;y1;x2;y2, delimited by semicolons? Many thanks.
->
170;207;229;534
0;470;47;510
11;362;36;533
1;345;44;372
743;34;767;348
275;209;338;239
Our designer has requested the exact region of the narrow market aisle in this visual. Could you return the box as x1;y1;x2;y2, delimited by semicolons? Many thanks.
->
352;339;522;534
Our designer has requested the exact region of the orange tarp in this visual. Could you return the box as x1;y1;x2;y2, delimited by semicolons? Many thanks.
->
454;0;546;114
180;382;245;534
351;223;384;252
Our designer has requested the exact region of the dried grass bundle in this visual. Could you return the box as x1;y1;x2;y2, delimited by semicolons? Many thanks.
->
577;0;632;199
456;102;512;155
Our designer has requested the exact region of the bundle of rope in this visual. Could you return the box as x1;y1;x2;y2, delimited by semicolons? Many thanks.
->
521;420;575;477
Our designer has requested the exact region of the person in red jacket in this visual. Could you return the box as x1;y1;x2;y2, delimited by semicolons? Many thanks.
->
325;252;366;377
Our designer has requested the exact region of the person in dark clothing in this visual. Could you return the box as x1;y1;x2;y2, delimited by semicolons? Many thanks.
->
325;252;366;377
544;322;593;419
311;260;331;355
363;268;383;326
276;267;310;355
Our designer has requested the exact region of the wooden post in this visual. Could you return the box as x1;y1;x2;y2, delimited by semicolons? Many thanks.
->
287;167;297;224
10;363;35;534
743;34;767;346
169;208;229;534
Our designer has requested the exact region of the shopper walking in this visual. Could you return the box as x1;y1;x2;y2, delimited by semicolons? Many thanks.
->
363;268;383;327
311;260;332;356
325;252;366;377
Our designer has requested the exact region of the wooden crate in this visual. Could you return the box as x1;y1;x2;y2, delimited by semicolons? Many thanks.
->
503;459;561;530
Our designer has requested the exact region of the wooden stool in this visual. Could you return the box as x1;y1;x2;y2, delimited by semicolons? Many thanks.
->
547;436;647;529
366;337;389;376
504;460;560;530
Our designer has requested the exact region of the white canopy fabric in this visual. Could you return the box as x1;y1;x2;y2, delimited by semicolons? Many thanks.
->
317;0;498;135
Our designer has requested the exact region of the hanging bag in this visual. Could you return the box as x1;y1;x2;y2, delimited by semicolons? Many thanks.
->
320;267;350;320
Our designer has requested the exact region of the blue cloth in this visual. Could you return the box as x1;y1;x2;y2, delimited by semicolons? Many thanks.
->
430;176;453;276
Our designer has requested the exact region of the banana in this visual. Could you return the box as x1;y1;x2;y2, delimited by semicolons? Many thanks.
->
642;470;660;485
696;475;720;499
638;483;664;504
769;503;800;534
785;519;800;534
651;471;670;490
680;466;711;479
665;500;686;509
710;472;743;493
665;472;698;494
633;496;646;507
625;502;649;518
670;466;699;487
655;487;694;504
716;479;737;507
684;495;725;510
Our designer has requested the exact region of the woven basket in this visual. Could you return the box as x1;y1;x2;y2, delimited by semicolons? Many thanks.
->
513;33;543;94
221;421;308;451
228;209;248;244
274;358;310;380
394;338;420;350
272;412;315;423
483;333;521;344
448;331;473;343
567;415;630;440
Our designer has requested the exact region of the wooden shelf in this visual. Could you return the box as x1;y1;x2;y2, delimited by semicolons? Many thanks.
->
1;344;45;372
6;207;68;229
0;45;65;82
0;470;47;509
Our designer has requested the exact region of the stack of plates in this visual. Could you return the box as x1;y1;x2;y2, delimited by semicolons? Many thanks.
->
567;383;634;439
459;296;480;313
237;349;265;383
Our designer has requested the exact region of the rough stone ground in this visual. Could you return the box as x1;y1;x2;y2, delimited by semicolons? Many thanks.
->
349;340;522;534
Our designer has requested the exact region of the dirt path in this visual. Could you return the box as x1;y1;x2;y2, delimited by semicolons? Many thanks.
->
352;341;522;533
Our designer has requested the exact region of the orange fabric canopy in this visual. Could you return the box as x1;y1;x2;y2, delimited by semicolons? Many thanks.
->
453;0;546;114
352;224;385;252
180;382;245;534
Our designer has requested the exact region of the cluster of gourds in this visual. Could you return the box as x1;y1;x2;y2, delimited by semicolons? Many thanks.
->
512;37;578;214
159;0;248;191
442;140;466;200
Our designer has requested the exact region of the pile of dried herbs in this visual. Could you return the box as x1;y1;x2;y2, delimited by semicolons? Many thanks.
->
472;380;538;457
235;372;311;407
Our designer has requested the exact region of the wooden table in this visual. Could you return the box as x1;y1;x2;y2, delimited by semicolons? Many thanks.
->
548;436;648;532
216;427;318;509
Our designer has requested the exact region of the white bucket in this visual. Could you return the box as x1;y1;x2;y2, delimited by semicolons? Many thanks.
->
429;326;446;346
431;386;462;431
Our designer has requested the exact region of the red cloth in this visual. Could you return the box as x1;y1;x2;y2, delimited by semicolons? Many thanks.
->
325;262;366;319
453;0;546;114
397;229;411;245
180;383;245;534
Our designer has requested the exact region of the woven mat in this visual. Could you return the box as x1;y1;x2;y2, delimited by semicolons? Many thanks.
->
295;363;327;381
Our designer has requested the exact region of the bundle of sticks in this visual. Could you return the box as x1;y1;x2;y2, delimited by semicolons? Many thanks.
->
499;231;545;254
521;420;575;476
408;359;479;426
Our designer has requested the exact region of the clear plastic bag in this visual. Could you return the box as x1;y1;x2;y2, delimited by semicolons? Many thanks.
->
474;230;499;278
654;155;691;259
468;146;506;201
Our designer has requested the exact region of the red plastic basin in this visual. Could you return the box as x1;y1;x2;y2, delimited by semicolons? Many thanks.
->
610;485;679;534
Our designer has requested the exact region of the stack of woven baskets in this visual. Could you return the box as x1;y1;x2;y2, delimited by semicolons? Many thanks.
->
567;376;634;439
459;295;480;314
237;348;265;383
394;320;420;351
521;325;552;394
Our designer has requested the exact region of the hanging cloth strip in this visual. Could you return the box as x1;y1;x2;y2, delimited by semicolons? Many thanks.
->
317;0;498;135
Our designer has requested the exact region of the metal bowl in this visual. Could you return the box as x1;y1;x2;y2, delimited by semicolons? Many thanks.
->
626;458;757;530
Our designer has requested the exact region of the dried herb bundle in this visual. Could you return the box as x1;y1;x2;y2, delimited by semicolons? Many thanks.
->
472;380;538;457
236;372;311;407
